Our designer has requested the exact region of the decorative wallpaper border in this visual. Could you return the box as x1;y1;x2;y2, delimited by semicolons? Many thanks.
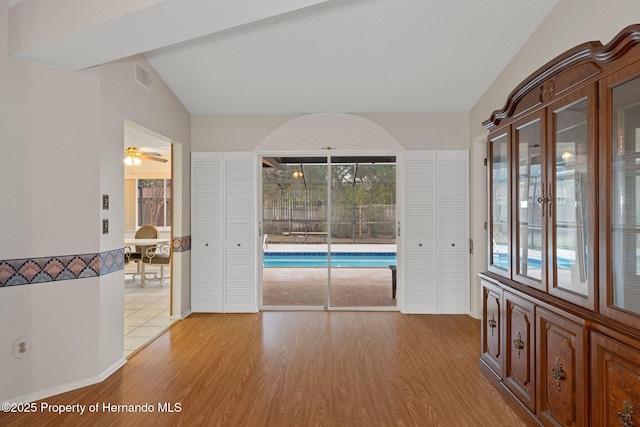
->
0;248;125;287
0;237;192;287
172;236;191;252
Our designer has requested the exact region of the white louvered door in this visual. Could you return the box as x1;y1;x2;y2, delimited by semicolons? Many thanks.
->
224;152;257;312
403;150;469;314
191;152;224;312
436;150;470;313
191;152;257;313
403;151;438;313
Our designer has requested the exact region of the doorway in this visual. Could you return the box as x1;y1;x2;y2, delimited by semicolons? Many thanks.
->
123;121;175;357
261;155;397;309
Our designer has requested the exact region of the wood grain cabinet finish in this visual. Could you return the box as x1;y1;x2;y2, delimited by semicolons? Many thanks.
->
536;308;587;427
481;280;503;376
480;24;640;427
504;292;535;411
590;332;640;427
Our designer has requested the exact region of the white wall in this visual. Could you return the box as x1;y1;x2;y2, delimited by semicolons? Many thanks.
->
0;2;103;402
192;113;470;151
96;53;191;373
0;0;191;402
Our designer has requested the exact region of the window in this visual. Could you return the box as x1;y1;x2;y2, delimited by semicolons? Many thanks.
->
137;179;171;227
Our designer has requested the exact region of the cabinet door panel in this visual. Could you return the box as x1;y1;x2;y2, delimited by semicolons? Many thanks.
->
547;84;597;310
513;112;545;290
600;62;640;329
504;292;535;410
488;129;511;278
536;308;587;427
591;332;640;427
481;280;503;376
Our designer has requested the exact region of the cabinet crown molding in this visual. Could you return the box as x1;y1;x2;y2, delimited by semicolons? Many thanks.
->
483;24;640;130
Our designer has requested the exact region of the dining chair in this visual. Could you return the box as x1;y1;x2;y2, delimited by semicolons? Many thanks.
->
129;225;159;279
142;243;171;285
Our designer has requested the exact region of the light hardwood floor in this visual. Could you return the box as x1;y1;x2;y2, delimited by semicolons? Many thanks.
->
1;312;528;426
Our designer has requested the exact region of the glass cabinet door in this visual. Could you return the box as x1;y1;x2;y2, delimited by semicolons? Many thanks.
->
548;85;596;309
603;68;640;325
513;113;544;289
488;130;510;277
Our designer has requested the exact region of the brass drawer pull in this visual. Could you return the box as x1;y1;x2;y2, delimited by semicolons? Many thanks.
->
513;332;524;359
537;183;552;217
552;357;565;391
537;184;546;217
619;401;634;427
488;314;497;336
547;183;553;218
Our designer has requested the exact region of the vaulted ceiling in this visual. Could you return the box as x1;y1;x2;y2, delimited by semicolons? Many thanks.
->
9;0;559;115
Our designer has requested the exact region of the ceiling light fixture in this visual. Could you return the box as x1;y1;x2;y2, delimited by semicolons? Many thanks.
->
124;155;141;166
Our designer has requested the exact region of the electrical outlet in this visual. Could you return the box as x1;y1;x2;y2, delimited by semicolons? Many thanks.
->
13;336;31;359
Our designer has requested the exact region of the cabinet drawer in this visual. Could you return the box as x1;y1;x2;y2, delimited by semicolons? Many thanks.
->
536;308;587;427
504;291;535;410
591;332;640;427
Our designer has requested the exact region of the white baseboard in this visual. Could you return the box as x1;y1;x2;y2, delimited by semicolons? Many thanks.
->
99;358;127;381
178;309;191;319
6;358;127;404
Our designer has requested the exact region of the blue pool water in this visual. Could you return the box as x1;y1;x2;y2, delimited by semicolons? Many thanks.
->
493;253;573;270
263;252;396;268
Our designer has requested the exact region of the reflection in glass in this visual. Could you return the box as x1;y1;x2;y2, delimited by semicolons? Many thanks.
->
553;99;589;296
612;77;640;314
516;119;542;281
491;134;509;270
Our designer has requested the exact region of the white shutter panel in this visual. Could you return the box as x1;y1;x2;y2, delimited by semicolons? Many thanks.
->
191;152;224;312
436;150;469;313
403;151;437;314
224;152;257;312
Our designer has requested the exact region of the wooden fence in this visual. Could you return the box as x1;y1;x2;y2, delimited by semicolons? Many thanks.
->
262;189;396;239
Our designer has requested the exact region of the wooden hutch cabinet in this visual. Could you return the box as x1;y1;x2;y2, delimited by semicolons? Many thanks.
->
480;25;640;426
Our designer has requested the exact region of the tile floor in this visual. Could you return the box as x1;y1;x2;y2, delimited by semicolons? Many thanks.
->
123;264;174;358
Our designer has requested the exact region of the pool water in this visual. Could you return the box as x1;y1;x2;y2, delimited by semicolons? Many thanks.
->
263;252;397;268
493;253;573;270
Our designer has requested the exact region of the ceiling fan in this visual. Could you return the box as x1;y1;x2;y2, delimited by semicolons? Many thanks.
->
124;147;168;165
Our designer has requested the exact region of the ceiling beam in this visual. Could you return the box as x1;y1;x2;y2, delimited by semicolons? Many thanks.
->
8;0;330;70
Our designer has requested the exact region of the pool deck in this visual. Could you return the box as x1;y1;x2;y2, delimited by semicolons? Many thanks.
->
264;243;396;253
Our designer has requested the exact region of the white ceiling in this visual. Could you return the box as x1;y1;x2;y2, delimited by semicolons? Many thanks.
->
10;0;559;116
144;0;559;115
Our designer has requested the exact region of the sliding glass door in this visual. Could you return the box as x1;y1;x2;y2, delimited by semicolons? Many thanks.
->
261;158;329;307
329;158;397;307
261;155;397;309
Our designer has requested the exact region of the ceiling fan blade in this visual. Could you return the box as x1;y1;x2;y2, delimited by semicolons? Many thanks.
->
141;152;161;157
139;153;168;163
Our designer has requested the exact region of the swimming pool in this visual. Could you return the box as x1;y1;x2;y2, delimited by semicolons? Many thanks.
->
263;252;397;268
493;253;574;270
